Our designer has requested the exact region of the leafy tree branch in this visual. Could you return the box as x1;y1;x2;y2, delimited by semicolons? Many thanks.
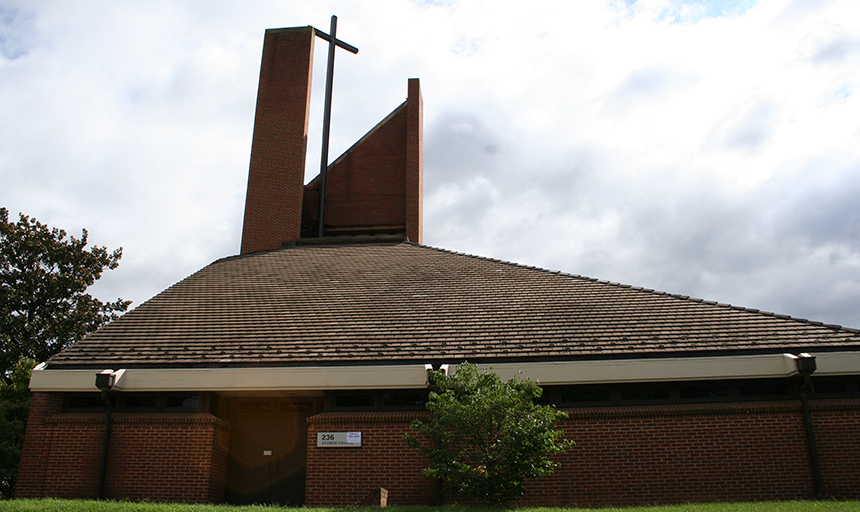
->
0;208;130;378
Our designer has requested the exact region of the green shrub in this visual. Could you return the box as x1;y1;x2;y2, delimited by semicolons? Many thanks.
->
406;362;573;506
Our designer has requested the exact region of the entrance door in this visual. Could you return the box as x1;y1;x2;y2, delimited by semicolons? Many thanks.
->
223;397;320;505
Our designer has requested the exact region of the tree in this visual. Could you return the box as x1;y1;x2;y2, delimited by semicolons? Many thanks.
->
0;357;35;498
0;207;130;378
405;362;574;506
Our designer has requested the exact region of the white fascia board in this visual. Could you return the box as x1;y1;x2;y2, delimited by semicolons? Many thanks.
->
470;351;860;385
813;352;860;376
28;352;860;392
30;364;430;392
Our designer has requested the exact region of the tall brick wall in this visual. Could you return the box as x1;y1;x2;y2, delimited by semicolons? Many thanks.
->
405;78;423;245
304;104;408;233
240;27;315;254
302;79;424;242
15;392;229;502
239;25;424;251
305;399;860;508
306;411;435;507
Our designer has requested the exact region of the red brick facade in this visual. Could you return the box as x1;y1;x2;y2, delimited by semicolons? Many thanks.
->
16;393;860;505
240;26;423;252
405;78;424;245
240;27;315;254
15;392;229;503
306;411;435;507
305;399;860;508
302;79;423;243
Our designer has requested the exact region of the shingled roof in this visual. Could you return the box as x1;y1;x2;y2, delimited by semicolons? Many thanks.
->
45;241;860;370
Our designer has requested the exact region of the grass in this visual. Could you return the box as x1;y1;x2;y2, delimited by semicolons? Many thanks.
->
2;500;860;512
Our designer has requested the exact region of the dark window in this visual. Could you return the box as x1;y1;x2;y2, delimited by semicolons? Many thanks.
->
811;378;851;396
329;389;430;410
619;385;671;402
321;375;860;412
334;393;376;408
66;392;203;413
123;394;159;410
66;394;116;410
560;386;612;405
382;391;428;408
165;394;200;411
536;388;555;405
737;381;789;399
679;383;731;401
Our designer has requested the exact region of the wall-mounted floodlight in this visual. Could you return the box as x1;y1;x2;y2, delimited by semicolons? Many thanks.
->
795;353;817;375
95;370;115;391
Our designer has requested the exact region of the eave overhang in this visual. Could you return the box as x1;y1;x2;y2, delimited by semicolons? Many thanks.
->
30;363;432;392
475;351;860;385
29;351;860;393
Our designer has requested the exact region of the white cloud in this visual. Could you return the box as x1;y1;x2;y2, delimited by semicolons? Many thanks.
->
2;0;860;329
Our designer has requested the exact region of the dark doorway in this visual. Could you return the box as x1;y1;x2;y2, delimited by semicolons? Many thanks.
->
222;396;321;505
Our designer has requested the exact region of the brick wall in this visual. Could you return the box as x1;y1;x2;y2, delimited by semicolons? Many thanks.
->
21;394;857;505
305;399;860;508
15;392;229;502
302;79;424;243
240;27;314;254
524;400;860;507
239;26;424;251
809;402;860;498
16;392;65;498
405;78;423;245
306;411;435;507
308;103;408;232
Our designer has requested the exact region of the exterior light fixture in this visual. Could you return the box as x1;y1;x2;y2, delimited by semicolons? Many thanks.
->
794;353;817;376
95;369;115;392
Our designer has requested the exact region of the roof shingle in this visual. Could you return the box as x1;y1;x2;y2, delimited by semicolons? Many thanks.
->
47;241;860;369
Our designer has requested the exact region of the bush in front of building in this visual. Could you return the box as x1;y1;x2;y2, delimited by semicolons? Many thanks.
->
405;362;574;506
0;357;35;498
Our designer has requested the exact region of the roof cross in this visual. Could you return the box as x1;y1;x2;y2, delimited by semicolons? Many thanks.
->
314;16;358;237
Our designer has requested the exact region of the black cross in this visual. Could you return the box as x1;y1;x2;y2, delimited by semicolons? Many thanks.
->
314;16;358;238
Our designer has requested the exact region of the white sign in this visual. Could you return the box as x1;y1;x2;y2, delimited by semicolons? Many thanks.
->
317;431;362;447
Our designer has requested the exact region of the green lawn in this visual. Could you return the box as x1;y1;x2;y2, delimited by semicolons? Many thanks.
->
2;500;860;512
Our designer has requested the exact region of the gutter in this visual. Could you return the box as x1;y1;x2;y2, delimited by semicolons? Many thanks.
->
30;352;860;392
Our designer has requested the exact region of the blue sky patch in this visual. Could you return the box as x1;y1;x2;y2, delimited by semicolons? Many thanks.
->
625;0;758;23
0;6;34;60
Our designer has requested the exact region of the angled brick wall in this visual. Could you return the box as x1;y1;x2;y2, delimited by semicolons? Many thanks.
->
302;79;423;242
241;27;315;254
15;392;229;502
304;399;860;508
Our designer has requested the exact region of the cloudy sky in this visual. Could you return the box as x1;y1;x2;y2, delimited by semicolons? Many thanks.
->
2;0;859;329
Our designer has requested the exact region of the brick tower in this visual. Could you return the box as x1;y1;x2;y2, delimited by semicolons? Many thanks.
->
240;27;423;254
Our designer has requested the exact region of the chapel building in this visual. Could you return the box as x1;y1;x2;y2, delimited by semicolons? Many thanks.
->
16;25;860;507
